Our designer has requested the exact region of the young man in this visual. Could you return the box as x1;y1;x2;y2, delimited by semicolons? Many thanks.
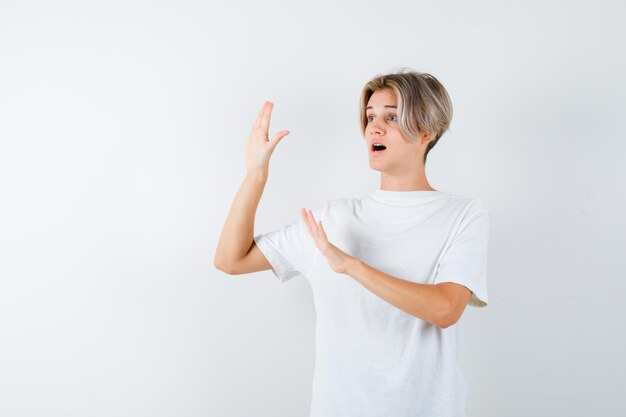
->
214;69;491;417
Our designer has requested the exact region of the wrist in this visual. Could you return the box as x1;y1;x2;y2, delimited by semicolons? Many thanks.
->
345;256;361;276
246;170;268;183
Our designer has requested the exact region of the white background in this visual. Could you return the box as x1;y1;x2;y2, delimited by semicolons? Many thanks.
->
1;1;625;416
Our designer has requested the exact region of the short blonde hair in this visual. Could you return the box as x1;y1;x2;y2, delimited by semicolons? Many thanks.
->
359;68;453;164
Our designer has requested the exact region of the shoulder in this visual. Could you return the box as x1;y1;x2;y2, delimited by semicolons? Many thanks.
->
465;197;490;217
441;192;489;215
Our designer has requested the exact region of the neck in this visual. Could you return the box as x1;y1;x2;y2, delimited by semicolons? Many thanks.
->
379;171;434;192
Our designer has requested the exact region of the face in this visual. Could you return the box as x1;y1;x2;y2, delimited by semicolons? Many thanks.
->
365;88;426;173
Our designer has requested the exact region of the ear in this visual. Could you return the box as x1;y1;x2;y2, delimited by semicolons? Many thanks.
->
419;130;437;145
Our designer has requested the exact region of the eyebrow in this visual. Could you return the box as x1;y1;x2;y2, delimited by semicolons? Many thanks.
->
366;105;397;110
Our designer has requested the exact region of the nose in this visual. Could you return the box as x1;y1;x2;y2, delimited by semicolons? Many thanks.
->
369;118;385;136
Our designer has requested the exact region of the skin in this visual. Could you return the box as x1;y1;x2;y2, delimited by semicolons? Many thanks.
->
299;88;472;328
364;88;438;192
245;101;290;175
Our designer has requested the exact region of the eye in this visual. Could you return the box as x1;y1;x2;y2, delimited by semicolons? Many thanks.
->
367;114;397;123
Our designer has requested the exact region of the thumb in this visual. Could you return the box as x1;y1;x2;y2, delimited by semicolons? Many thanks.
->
269;130;290;149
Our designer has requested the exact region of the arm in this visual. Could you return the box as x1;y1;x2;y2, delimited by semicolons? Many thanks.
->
213;101;290;274
213;172;268;274
300;208;472;328
346;259;472;328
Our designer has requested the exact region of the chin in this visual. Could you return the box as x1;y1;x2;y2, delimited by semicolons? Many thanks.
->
367;163;383;172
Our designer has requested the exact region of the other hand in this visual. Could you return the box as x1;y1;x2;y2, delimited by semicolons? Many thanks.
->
301;208;355;275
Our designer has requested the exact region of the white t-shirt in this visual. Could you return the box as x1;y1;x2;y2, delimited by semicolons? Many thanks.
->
253;189;491;417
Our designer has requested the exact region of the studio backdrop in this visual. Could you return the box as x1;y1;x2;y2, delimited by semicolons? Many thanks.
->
0;0;624;416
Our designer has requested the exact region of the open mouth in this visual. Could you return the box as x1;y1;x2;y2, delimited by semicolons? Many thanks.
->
371;143;387;153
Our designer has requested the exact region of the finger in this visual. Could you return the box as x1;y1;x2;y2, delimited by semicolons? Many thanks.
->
301;208;312;234
309;211;328;242
270;130;290;143
260;101;273;134
317;220;328;241
307;210;320;236
254;101;268;130
304;210;318;239
302;208;318;237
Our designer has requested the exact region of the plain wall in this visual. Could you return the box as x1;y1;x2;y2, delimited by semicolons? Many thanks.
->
1;0;625;416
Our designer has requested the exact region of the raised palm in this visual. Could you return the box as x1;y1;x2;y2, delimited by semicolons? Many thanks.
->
245;101;290;175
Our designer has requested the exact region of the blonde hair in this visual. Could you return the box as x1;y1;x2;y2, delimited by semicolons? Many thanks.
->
359;68;453;164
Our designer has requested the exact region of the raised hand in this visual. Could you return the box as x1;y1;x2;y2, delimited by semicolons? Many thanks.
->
245;101;290;176
300;208;355;275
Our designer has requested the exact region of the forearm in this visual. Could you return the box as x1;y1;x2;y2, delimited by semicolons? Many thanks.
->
346;258;449;327
214;171;267;270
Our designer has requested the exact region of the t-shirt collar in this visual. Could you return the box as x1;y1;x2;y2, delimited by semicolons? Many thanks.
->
370;188;446;204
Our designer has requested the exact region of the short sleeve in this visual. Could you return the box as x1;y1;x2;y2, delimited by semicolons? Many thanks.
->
434;202;491;307
253;204;325;283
